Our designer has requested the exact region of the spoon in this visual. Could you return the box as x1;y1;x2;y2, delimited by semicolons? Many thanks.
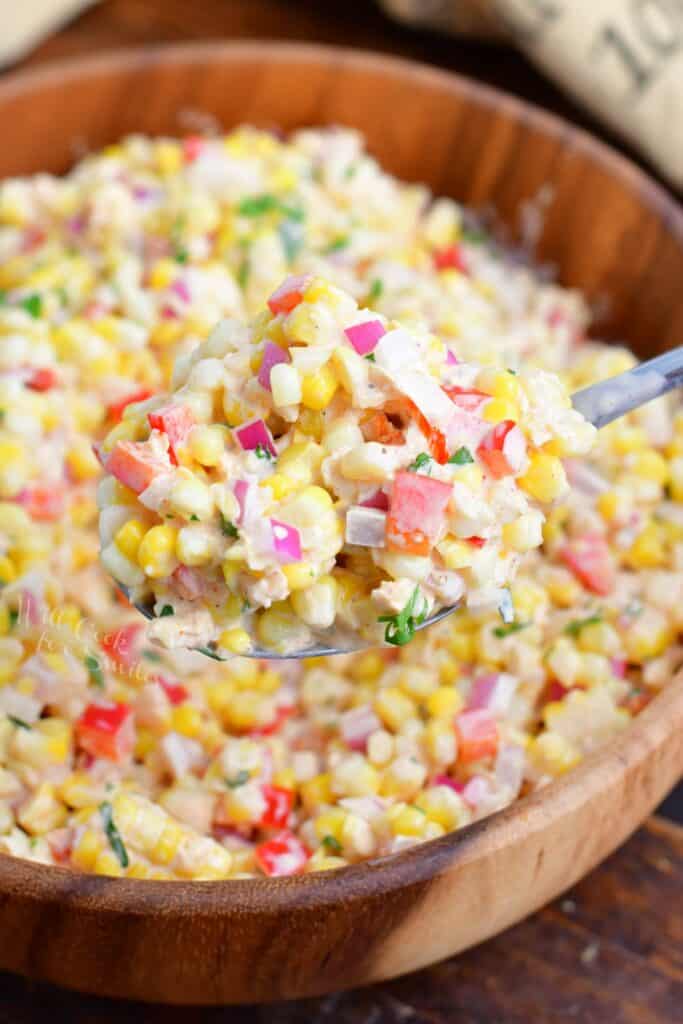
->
124;346;683;660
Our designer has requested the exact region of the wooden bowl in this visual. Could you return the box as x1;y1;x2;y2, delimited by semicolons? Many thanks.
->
0;43;681;1006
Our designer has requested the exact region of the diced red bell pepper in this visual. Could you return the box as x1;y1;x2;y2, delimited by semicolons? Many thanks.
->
390;397;449;465
255;830;310;877
443;386;489;415
156;676;189;706
21;226;46;252
26;367;58;392
148;404;195;465
361;412;404;446
544;680;571;703
107;439;171;494
17;485;65;522
107;387;155;423
560;533;615;596
477;420;525;479
467;536;486;548
76;701;134;763
101;623;144;673
432;244;468;274
267;275;310;316
454;709;499;764
250;704;296;737
386;470;452;556
182;135;205;162
623;689;652;715
260;785;294;829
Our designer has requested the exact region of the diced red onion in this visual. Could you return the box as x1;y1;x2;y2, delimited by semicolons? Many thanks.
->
359;489;389;511
344;319;386;356
564;459;609;496
610;657;627;679
235;419;277;457
270;519;302;563
258;341;290;392
495;743;526;798
170;278;191;304
446;349;459;366
340;704;382;752
462;775;495;809
468;672;518;716
345;506;387;548
433;774;466;794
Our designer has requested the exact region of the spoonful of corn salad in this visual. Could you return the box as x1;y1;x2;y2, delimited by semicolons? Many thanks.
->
97;274;600;658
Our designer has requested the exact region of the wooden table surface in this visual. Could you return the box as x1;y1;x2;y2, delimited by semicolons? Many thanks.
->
2;1;682;1018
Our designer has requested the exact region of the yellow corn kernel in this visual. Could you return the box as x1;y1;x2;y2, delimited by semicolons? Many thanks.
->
611;425;648;454
294;407;324;441
479;369;522;403
632;449;669;486
482;397;519;423
597;491;619;522
446;631;475;661
187;424;226;467
528;732;581;776
71;827;103;871
255;603;303;653
217;627;252;656
519;453;568;503
65;439;101;482
300;772;333;811
502;513;543;553
417;787;466;829
93;850;125;877
314;808;347;843
426;686;464;719
300;365;338;411
36;719;72;762
0;556;16;585
114;519;147;562
148;259;177;290
670;457;683;502
349;651;385;683
137;524;178;578
101;418;143;454
576;621;620;656
134;728;158;759
625;525;666;569
374;687;415;731
624;619;672;662
127;862;153;880
436;538;474;570
260;472;298;501
156;140;182;175
546;572;582;608
511;581;547;621
17;783;66;835
207;680;236;718
170;704;202;739
149;320;183;349
152;822;184;865
176;526;213;567
224;691;270;731
282;562;316;591
168;475;213;521
387;804;427;837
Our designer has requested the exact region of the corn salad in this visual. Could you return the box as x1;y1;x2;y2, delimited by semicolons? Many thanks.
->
97;276;595;655
0;127;679;880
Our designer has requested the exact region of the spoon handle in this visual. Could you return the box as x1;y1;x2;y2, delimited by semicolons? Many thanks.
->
571;346;683;429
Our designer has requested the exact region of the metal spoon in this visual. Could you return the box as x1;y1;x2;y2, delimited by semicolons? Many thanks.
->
124;346;683;660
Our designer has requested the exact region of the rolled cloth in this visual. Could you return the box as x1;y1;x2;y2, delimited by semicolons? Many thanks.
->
380;1;683;189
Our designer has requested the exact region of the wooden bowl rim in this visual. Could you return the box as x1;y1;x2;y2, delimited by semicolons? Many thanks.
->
0;40;680;915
